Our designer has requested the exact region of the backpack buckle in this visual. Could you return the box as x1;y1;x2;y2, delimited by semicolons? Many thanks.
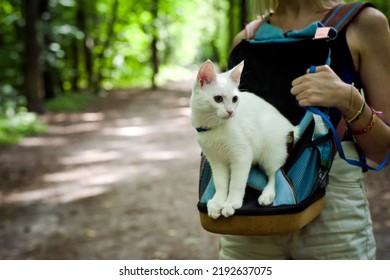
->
314;27;337;40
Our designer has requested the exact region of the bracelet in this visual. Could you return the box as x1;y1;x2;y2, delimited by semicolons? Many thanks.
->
345;83;354;116
349;112;377;136
344;95;365;124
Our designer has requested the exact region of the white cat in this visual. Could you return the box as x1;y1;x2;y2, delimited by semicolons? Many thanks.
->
190;60;299;219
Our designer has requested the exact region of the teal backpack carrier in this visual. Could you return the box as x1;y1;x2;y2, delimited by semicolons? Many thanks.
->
197;2;387;235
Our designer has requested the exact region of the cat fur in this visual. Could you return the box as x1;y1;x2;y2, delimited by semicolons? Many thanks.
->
191;60;299;219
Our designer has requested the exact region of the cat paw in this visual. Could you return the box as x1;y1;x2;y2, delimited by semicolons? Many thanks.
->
258;189;275;206
207;199;224;219
221;200;242;218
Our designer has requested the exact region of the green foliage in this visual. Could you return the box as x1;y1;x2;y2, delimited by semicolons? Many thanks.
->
0;0;24;117
0;85;25;116
369;0;390;16
46;92;98;112
1;0;389;118
0;111;47;146
0;0;388;146
0;0;240;94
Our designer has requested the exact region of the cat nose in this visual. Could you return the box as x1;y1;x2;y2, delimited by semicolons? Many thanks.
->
227;109;234;116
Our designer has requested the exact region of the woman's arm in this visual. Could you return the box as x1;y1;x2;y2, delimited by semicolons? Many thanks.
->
232;29;247;48
348;7;390;164
291;7;390;165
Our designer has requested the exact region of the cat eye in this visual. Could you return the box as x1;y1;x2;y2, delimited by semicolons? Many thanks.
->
232;96;238;103
214;96;223;103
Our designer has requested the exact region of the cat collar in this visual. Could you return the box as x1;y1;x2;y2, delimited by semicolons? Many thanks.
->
196;127;210;133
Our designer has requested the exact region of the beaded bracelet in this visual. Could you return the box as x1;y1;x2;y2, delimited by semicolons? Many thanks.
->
348;106;383;136
349;113;376;136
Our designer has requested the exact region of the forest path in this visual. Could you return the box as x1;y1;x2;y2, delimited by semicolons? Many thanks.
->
0;82;389;259
0;82;218;259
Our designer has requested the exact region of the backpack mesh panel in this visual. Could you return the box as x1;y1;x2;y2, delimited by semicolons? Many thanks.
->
286;146;320;203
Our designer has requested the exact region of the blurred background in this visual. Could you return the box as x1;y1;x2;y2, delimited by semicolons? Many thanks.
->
1;0;390;129
0;0;389;260
0;0;248;122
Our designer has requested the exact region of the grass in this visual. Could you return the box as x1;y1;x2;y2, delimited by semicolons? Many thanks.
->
45;92;98;112
0;111;47;146
0;92;98;146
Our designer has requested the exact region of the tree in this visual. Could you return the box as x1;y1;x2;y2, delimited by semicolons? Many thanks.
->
23;0;45;113
150;0;159;89
76;1;94;90
227;0;248;56
12;0;389;105
39;0;56;100
92;0;119;94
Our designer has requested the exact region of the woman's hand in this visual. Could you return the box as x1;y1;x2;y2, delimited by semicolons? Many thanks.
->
290;65;351;113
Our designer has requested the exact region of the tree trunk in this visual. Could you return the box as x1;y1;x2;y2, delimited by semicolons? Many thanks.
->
150;0;159;89
23;0;45;113
77;2;93;90
71;39;79;92
93;0;119;94
84;37;94;90
40;0;56;100
239;0;247;29
227;0;235;52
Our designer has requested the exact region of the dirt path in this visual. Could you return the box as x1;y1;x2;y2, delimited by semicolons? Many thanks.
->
0;83;389;259
0;83;218;259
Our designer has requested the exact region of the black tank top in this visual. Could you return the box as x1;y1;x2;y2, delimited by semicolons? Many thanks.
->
329;26;361;87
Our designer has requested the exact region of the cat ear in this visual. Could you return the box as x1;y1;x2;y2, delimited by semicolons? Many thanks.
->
197;60;217;87
230;60;244;84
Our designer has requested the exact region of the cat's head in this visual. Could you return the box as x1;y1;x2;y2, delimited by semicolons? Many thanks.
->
191;60;244;124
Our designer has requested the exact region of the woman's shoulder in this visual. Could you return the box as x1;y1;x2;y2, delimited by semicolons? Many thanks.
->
232;29;247;48
347;6;389;56
349;6;389;37
232;17;267;48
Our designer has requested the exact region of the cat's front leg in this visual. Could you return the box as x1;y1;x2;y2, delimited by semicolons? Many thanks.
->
221;161;251;217
258;172;276;206
207;162;230;219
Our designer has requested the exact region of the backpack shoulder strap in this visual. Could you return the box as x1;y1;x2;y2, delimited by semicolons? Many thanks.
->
322;2;375;31
321;2;375;162
245;2;374;40
245;15;271;40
